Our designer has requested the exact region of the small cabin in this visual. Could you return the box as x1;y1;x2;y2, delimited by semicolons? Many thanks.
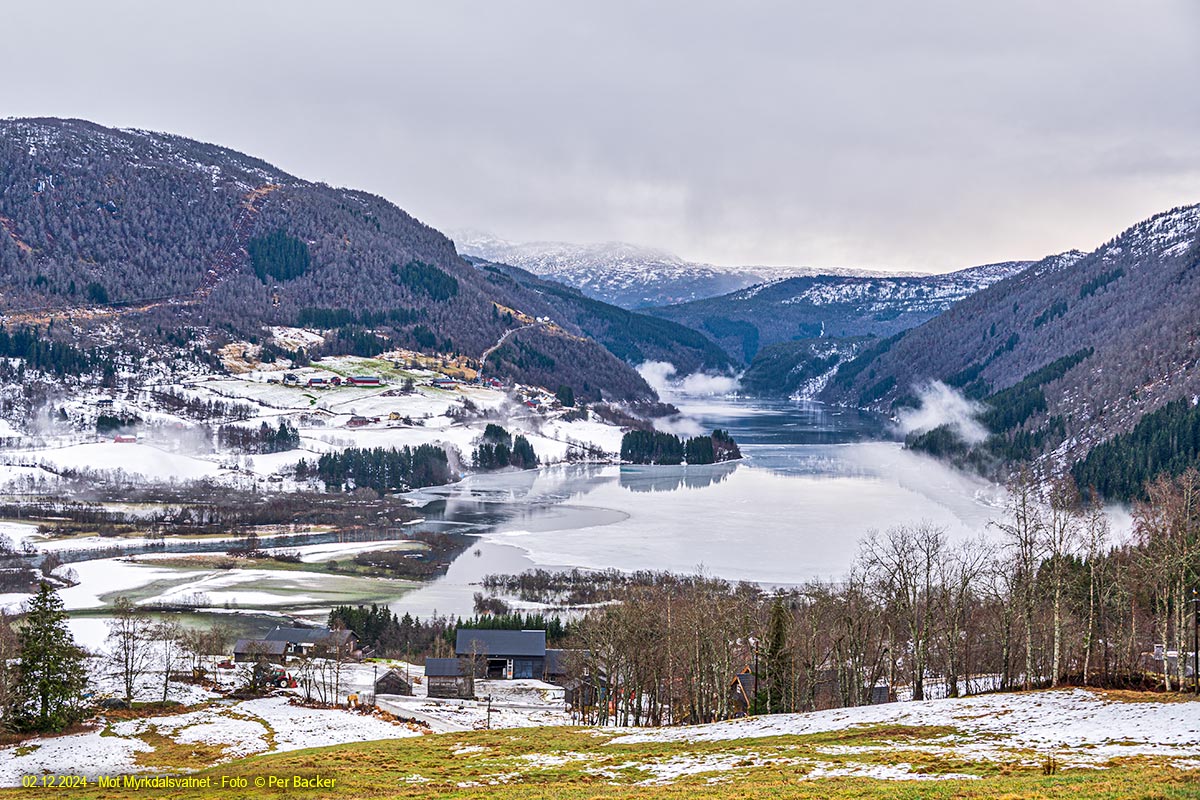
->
728;667;757;716
425;658;474;699
374;669;414;696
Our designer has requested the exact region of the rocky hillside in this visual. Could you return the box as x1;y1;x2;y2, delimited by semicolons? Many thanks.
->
0;118;655;402
819;204;1200;478
648;260;1034;363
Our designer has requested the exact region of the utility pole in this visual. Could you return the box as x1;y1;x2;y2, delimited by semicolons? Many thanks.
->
486;695;493;729
1193;587;1198;695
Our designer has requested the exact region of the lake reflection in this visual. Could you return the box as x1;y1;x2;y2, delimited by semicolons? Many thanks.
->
617;461;739;493
390;398;1009;619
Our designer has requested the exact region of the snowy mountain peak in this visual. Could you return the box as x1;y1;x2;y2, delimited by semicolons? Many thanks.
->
454;231;922;309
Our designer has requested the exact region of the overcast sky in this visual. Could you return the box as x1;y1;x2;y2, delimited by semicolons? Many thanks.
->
5;1;1199;271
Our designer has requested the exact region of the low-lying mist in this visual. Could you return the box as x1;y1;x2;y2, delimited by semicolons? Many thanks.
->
637;361;740;397
637;361;741;437
895;381;989;445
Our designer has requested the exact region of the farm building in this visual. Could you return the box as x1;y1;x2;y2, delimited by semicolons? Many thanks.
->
544;648;602;710
112;434;137;443
263;626;359;659
307;377;329;388
345;415;378;428
729;667;757;716
430;378;458;389
543;648;580;684
456;628;546;680
425;658;474;699
233;638;288;664
374;669;414;696
349;375;382;386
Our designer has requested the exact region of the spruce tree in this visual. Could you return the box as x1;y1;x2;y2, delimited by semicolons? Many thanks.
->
762;597;791;714
8;583;89;732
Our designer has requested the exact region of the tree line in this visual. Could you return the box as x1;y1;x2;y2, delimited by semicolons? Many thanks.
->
1072;398;1200;502
326;603;568;659
216;421;300;454
557;468;1200;725
298;444;452;493
0;326;111;377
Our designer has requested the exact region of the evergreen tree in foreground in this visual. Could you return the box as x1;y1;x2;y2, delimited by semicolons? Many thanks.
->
8;583;89;732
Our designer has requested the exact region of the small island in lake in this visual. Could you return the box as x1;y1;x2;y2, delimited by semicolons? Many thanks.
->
619;428;741;465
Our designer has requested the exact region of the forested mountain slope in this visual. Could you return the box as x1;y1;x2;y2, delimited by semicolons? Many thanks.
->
819;204;1200;482
467;258;735;375
648;261;1033;363
0;118;653;401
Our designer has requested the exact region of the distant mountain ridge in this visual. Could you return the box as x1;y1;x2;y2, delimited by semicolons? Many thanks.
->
452;231;896;309
648;259;1037;363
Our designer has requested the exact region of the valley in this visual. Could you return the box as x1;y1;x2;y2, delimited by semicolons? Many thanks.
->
0;112;1197;800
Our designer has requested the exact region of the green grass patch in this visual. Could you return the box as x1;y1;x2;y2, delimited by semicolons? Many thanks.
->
10;722;1197;800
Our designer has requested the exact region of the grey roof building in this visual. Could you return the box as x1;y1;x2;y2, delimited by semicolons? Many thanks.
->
424;658;470;677
425;657;474;699
455;629;546;680
232;638;288;663
455;629;546;658
263;626;358;657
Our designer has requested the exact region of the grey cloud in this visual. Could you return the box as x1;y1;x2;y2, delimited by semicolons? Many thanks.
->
3;0;1198;271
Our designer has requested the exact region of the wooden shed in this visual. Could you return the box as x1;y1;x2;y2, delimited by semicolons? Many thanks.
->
425;658;474;699
374;669;414;696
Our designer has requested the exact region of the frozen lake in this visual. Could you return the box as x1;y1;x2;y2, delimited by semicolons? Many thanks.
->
391;397;1009;618
7;396;1015;644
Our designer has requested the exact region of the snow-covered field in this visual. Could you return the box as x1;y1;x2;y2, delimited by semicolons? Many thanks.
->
0;696;423;786
613;689;1200;769
401;689;1200;788
0;652;572;786
378;678;571;733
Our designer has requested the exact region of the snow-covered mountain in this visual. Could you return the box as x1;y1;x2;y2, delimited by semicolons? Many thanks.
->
648;259;1037;362
452;231;888;309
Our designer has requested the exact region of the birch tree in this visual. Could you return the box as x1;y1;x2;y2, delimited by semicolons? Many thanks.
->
993;471;1044;690
106;597;154;705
